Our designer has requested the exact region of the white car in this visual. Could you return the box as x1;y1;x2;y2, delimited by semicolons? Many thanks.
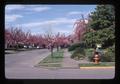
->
24;45;27;48
37;46;40;49
29;46;32;48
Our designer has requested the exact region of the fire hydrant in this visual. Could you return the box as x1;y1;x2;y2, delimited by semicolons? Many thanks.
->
93;52;100;64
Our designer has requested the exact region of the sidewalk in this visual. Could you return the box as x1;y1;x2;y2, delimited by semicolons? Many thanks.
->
61;49;79;69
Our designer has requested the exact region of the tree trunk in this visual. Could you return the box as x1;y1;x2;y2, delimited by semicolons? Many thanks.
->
51;47;53;57
57;45;59;52
5;43;7;49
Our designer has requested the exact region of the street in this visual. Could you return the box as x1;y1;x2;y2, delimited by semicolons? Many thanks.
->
5;49;115;79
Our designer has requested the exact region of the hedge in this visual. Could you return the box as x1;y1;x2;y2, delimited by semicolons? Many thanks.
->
68;42;85;51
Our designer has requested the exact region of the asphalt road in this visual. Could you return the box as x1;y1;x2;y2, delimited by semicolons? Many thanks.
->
5;49;115;79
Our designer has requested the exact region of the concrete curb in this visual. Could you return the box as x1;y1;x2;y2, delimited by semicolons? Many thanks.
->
80;66;115;69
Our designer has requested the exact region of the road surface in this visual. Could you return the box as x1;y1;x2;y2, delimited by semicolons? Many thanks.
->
5;49;115;79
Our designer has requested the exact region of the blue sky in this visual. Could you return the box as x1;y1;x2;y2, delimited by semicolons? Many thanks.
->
5;5;96;36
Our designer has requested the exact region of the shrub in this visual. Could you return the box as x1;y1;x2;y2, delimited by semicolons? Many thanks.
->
100;45;115;62
68;42;85;51
86;49;94;62
87;45;115;62
71;47;85;60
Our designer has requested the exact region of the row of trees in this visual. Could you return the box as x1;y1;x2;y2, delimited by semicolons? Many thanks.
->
5;28;71;49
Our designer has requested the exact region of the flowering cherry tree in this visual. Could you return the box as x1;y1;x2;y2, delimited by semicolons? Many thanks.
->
73;14;87;43
5;29;13;49
5;27;71;50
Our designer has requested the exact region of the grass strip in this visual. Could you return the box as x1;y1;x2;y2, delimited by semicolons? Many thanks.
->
38;49;64;68
79;62;115;67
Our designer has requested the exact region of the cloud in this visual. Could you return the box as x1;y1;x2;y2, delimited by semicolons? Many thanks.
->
6;5;51;12
67;11;91;18
14;17;76;36
5;5;24;11
5;14;23;22
30;7;51;12
20;18;76;28
68;11;83;15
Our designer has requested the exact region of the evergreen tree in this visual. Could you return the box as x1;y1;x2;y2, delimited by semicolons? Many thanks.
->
84;5;115;48
90;5;115;30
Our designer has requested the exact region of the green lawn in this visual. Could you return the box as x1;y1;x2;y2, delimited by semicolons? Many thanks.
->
79;62;115;67
38;63;61;67
37;49;64;68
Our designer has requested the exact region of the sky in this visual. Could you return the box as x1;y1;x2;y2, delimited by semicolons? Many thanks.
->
5;5;96;36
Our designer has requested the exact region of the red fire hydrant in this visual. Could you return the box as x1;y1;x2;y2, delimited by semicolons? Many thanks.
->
93;52;100;64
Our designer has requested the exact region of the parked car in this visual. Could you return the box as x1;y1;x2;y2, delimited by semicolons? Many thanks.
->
37;46;40;49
